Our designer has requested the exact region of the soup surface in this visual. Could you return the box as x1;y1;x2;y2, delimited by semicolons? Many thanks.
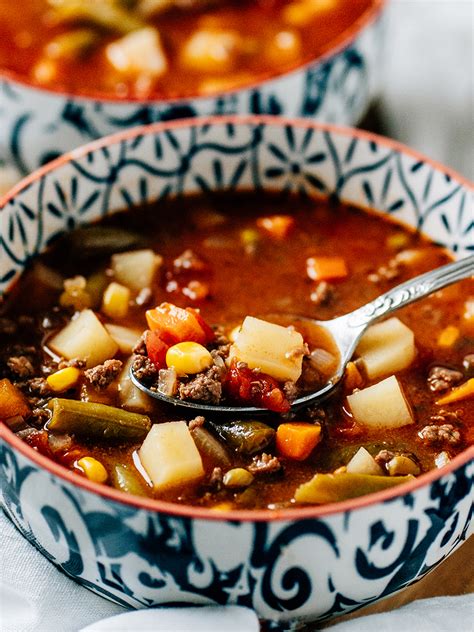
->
0;0;374;98
1;192;473;509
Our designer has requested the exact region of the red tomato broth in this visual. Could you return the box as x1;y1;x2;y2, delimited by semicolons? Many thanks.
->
1;191;473;509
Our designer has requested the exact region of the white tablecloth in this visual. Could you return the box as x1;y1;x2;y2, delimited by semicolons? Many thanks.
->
1;2;473;631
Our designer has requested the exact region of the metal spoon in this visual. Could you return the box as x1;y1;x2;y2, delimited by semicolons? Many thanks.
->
130;255;474;414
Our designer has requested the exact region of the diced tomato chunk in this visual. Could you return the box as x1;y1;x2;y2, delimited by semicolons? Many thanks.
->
145;330;170;368
145;302;213;345
186;307;215;343
224;360;290;413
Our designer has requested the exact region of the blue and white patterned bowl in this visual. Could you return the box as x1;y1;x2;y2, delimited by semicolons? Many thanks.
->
1;117;473;628
0;1;386;176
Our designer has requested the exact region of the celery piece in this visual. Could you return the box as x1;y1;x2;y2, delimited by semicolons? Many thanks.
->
48;0;144;34
190;426;232;468
111;464;147;496
46;398;151;441
294;472;415;504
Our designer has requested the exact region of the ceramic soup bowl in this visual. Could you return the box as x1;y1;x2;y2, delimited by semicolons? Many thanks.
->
0;116;472;628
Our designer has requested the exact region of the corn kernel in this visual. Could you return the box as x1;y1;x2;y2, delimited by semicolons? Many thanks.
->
166;341;213;376
46;367;81;393
437;325;460;347
240;228;260;254
77;457;108;484
102;282;130;319
386;233;410;251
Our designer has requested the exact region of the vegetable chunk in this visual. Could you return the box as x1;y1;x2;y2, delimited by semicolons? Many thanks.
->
347;375;414;428
111;249;162;292
47;398;151;440
346;447;383;475
139;422;204;490
276;422;322;460
48;309;118;368
356;317;416;379
0;379;30;419
229;316;305;382
106;27;168;78
294;472;414;504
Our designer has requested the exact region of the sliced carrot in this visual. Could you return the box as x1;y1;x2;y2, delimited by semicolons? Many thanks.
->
276;422;322;461
436;378;474;405
257;215;295;239
0;378;30;419
146;302;212;345
306;256;348;281
437;325;460;348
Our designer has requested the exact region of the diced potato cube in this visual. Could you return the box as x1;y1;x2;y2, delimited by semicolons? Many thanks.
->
356;317;416;379
118;358;154;413
347;376;414;429
111;249;162;292
346;447;383;476
102;282;130;319
106;27;167;77
48;310;118;368
181;29;241;73
139;422;204;490
229;316;305;382
105;324;141;354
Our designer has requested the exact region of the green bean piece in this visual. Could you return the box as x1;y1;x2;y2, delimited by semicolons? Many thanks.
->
294;473;415;504
65;226;144;260
111;464;147;496
208;420;275;455
48;0;144;34
46;29;100;60
46;399;151;441
190;426;232;468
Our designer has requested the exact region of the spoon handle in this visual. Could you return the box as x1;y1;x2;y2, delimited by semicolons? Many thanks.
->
346;254;474;330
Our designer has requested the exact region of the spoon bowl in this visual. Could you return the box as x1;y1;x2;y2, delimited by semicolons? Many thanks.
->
131;254;474;413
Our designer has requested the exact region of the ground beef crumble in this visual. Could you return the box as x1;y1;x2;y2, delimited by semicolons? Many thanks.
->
28;377;53;397
427;366;463;392
133;333;148;356
283;380;300;401
7;356;35;379
85;359;123;390
179;366;222;404
131;354;158;383
374;449;396;467
188;415;206;430
418;424;461;446
310;281;333;306
429;409;463;424
29;407;51;427
248;453;281;475
208;466;223;490
58;358;86;370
